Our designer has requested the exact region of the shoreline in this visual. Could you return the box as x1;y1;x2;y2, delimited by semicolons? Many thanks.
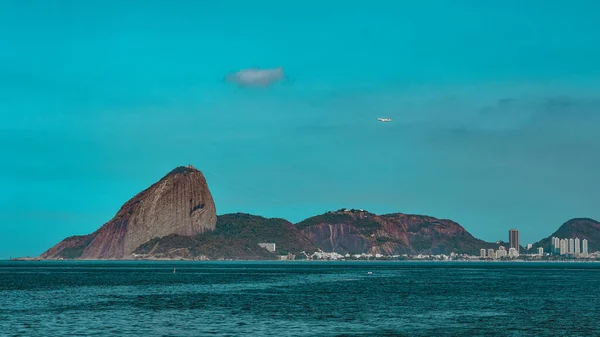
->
4;258;599;263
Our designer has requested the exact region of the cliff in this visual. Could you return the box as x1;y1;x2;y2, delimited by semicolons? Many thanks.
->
297;209;496;255
40;166;217;259
532;218;600;252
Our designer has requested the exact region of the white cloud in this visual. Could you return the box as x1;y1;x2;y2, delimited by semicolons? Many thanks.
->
225;67;285;87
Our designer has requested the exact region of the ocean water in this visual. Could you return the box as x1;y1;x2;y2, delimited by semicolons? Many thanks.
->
1;261;599;336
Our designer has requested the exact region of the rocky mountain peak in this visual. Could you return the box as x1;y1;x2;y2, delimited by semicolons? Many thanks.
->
40;165;217;259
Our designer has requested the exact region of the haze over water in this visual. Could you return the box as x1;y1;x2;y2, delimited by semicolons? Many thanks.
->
2;261;600;336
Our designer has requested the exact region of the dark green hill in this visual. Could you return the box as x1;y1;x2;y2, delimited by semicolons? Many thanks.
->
134;213;316;259
532;218;600;252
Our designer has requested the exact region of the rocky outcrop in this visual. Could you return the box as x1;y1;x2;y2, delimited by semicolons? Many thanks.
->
532;218;600;252
298;209;495;255
301;223;371;254
40;166;217;259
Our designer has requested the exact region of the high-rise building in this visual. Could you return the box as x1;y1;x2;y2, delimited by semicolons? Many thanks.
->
560;239;567;255
480;249;486;258
487;249;495;259
582;239;588;257
509;229;520;252
575;238;581;255
508;247;519;258
496;246;507;258
569;238;575;254
538;247;544;256
554;237;560;254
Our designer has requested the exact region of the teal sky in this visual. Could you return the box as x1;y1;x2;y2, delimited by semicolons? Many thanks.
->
1;0;600;258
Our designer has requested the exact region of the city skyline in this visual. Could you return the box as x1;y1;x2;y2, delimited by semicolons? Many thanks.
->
478;229;594;260
551;236;589;257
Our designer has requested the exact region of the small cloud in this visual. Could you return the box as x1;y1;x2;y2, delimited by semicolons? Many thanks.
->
225;67;285;87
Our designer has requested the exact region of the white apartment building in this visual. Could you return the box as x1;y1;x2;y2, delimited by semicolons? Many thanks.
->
569;238;575;254
560;239;567;255
258;243;276;252
496;246;507;258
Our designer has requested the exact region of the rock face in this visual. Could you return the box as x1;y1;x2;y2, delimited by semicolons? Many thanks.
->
40;166;217;259
297;209;495;255
533;218;600;252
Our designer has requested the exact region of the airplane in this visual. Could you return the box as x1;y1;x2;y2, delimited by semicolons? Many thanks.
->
377;118;392;122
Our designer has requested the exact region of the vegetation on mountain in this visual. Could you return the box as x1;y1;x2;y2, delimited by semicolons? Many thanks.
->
134;213;316;259
38;165;600;260
54;235;96;259
532;218;600;252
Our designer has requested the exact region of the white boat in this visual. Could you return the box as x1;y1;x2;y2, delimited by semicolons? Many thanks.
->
377;118;392;122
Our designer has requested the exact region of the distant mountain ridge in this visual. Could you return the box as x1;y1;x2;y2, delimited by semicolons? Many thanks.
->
532;218;600;252
297;209;497;255
38;166;599;260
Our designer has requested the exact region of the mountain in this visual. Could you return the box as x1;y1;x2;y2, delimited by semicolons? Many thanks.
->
532;218;600;252
132;209;498;259
42;166;583;260
133;213;316;260
40;166;217;259
297;209;497;255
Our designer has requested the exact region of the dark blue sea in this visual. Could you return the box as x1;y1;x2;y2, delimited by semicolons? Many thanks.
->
1;261;599;336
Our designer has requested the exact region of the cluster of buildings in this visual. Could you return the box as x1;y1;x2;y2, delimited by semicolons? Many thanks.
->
298;250;389;260
551;237;589;257
260;228;595;261
478;228;593;260
480;246;521;259
480;229;524;259
297;250;463;261
479;229;533;259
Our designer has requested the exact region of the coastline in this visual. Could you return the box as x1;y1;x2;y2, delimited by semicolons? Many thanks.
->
5;258;600;263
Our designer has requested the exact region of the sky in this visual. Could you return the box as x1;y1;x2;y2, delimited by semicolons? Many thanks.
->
1;0;600;258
